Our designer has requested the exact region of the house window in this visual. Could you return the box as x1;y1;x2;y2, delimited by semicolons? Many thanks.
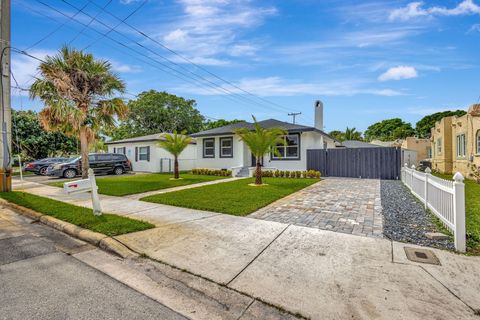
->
476;130;480;154
219;137;233;158
456;134;466;158
427;146;432;159
436;138;442;155
203;138;215;158
138;146;149;161
114;147;126;155
272;134;300;160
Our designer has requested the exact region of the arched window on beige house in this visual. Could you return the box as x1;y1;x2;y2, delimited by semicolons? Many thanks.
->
477;130;480;154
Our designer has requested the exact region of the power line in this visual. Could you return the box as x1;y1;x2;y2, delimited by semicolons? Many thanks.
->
83;0;147;50
24;1;90;51
68;0;114;45
59;0;295;114
84;0;299;114
37;1;289;113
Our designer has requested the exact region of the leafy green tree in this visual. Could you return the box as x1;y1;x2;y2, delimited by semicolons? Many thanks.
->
234;116;286;185
30;47;127;178
12;110;78;161
158;131;193;179
203;119;243;130
112;90;204;140
364;118;414;142
415;110;467;138
328;130;344;142
344;127;363;141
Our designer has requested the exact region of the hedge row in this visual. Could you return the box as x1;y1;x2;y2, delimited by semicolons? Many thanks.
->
261;169;321;179
192;168;232;176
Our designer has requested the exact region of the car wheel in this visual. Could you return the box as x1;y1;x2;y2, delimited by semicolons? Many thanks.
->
63;169;77;179
114;166;124;175
39;167;48;176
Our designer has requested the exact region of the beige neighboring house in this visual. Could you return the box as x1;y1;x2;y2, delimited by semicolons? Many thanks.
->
431;104;480;176
370;139;403;147
401;137;432;164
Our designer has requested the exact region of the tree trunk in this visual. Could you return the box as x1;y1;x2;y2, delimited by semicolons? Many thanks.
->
80;127;89;179
174;156;179;179
255;157;262;185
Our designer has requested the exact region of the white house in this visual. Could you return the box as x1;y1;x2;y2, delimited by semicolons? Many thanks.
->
106;133;197;173
191;101;337;176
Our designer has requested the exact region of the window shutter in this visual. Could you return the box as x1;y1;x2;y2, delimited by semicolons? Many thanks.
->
147;146;150;162
135;147;138;161
113;147;116;153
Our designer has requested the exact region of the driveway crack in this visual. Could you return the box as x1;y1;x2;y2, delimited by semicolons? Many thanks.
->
226;224;290;287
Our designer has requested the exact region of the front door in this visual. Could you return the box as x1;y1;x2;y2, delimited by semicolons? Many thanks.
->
251;154;264;167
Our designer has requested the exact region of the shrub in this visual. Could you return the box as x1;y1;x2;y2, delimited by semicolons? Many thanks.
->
274;170;280;177
295;171;302;178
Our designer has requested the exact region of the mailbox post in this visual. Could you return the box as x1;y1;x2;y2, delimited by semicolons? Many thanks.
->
63;168;102;216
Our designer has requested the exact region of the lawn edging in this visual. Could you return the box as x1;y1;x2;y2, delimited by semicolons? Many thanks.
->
0;198;139;258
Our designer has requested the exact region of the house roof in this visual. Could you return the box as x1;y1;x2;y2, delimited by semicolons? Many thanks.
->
106;133;196;145
339;140;384;148
190;118;335;140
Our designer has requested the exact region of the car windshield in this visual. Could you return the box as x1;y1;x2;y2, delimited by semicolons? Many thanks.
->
66;157;80;163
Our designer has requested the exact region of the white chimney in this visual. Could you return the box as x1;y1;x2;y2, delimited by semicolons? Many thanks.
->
314;100;323;130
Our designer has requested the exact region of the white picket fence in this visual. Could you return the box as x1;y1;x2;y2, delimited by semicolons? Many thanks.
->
401;164;466;252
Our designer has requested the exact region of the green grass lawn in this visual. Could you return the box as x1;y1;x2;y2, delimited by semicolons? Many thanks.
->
141;177;320;216
0;192;154;236
433;173;480;254
49;173;228;196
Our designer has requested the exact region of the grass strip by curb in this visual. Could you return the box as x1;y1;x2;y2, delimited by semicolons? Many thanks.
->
0;192;154;236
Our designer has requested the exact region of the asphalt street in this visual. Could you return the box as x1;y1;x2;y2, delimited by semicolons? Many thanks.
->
0;206;187;320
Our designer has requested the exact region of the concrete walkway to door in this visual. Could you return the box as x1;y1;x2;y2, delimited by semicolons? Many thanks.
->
250;178;383;237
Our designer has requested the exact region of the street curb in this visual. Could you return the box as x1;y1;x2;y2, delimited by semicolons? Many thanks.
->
0;199;139;259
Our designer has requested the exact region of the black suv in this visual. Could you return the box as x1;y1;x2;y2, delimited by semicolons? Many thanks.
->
24;157;72;175
47;153;132;178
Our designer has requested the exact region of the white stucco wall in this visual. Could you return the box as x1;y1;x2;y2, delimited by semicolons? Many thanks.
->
107;141;197;173
194;131;333;171
194;135;246;169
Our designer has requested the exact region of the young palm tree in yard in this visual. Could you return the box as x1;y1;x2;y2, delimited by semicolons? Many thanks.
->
344;127;362;141
234;117;287;186
30;47;127;178
158;131;192;179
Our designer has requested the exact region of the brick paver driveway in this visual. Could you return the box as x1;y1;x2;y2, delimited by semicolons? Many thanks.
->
249;178;383;237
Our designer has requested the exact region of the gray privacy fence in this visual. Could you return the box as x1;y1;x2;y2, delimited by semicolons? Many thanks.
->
401;165;466;252
307;147;401;179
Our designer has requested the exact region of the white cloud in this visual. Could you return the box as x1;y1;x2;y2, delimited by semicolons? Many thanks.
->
469;23;480;32
152;0;276;65
390;0;480;21
110;61;142;73
175;76;404;97
10;49;55;96
378;66;418;81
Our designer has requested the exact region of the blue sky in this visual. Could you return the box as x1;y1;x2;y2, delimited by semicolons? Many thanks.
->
11;0;480;132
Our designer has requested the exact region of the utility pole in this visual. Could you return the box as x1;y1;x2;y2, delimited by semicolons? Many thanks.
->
0;0;11;192
288;112;301;124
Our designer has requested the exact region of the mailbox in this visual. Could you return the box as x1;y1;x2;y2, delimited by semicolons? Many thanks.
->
64;179;92;194
63;169;102;216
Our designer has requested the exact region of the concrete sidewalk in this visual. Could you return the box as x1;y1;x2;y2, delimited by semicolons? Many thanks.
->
12;180;480;319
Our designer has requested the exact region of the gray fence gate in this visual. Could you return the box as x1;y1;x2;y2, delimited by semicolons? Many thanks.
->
307;147;401;180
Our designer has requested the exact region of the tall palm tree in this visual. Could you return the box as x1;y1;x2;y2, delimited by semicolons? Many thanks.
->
158;131;192;179
30;47;127;178
234;116;287;185
344;127;362;141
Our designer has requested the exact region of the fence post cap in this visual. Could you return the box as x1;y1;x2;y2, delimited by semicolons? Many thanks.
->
411;164;416;169
425;167;432;174
453;172;464;182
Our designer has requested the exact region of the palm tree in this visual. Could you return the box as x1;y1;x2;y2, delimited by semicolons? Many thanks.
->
158;131;192;179
344;127;362;141
234;116;287;185
30;47;127;178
